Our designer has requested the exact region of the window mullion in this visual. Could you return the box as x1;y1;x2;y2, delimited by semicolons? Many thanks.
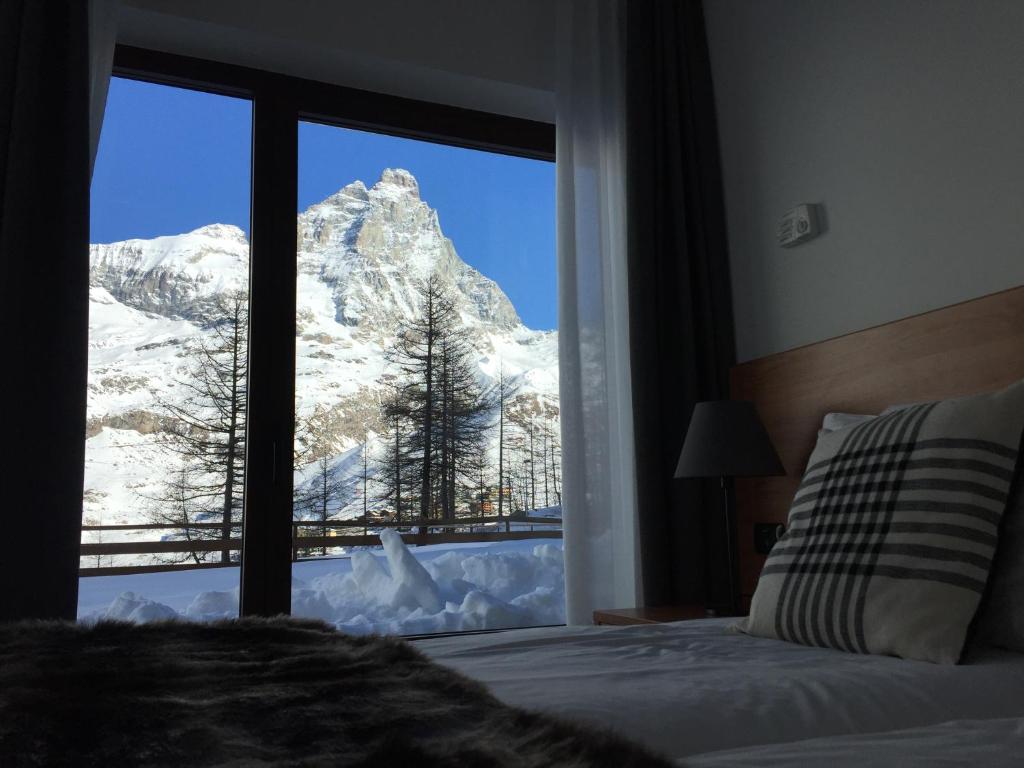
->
241;79;297;616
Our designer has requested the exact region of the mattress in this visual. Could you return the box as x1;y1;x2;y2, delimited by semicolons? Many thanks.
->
418;618;1024;761
687;717;1024;767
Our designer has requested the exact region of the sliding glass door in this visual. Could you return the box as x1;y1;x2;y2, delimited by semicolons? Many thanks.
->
79;77;251;621
289;123;561;634
79;46;557;630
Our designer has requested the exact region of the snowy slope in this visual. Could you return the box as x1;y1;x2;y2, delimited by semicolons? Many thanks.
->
83;169;559;546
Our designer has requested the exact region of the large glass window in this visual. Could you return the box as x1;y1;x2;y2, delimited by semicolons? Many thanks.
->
76;62;556;632
290;124;561;634
78;78;252;621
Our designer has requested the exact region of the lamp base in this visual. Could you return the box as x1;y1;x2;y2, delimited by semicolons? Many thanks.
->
720;476;737;616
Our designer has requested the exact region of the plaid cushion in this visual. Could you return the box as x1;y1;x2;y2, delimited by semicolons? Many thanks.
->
739;380;1024;664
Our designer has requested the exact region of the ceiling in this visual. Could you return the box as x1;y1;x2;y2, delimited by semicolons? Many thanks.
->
119;0;557;122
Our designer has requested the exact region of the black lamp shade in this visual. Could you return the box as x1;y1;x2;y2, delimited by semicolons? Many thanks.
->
674;400;785;479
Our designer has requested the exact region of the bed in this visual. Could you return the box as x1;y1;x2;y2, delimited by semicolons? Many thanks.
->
420;285;1024;764
6;287;1024;766
420;619;1024;763
686;718;1024;768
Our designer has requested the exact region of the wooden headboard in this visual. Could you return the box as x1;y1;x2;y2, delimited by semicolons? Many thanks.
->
730;285;1024;604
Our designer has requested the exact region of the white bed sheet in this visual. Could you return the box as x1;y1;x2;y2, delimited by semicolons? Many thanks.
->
688;717;1024;767
418;618;1024;761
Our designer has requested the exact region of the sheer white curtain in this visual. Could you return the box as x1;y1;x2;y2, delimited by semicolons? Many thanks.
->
557;0;641;624
89;0;119;175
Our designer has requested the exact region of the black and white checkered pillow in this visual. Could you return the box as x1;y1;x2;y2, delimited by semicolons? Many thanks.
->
739;380;1024;664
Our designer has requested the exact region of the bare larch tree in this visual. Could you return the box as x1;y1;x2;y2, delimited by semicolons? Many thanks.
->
145;290;248;563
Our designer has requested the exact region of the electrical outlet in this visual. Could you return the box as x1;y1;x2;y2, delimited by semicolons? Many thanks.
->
753;523;784;555
777;204;820;247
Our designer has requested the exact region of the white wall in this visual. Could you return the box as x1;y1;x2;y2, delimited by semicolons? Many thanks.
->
705;0;1024;362
117;0;555;122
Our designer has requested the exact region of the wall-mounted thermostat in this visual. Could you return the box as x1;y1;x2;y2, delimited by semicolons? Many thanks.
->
777;204;820;247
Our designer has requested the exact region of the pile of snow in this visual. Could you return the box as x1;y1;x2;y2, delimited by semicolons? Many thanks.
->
82;534;564;635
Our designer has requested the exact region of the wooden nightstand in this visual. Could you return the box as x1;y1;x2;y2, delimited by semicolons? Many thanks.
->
592;605;711;625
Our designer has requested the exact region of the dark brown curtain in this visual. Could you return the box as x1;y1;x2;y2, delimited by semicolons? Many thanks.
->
0;0;91;619
626;0;737;611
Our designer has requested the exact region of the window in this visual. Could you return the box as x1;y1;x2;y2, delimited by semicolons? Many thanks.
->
78;47;557;632
291;124;559;634
80;77;252;620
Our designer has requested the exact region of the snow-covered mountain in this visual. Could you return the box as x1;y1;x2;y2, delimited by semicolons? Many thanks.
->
83;169;559;541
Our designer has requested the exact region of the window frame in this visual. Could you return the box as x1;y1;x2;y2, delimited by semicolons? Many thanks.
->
106;44;556;616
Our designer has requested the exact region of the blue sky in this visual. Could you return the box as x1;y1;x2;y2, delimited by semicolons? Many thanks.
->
90;78;557;330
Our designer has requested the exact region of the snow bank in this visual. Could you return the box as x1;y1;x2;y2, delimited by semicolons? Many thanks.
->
101;591;179;623
82;535;565;635
320;533;563;634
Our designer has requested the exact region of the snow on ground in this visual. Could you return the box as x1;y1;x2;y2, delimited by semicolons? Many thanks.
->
78;535;564;635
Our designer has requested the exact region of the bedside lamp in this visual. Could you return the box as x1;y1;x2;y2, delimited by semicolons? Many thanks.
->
674;400;784;614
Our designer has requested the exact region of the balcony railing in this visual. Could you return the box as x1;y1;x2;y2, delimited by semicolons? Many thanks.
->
79;515;562;577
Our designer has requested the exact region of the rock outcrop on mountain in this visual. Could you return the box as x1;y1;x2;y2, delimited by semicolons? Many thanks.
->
296;168;522;333
90;224;249;321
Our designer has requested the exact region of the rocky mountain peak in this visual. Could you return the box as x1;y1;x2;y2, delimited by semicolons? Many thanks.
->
298;169;522;333
321;180;370;208
91;169;525;336
373;168;420;197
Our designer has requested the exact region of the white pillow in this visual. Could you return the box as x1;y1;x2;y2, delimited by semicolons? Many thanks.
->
881;402;927;416
818;412;876;437
972;480;1024;652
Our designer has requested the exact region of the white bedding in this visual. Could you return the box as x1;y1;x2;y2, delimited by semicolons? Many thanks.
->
689;717;1024;767
418;618;1024;761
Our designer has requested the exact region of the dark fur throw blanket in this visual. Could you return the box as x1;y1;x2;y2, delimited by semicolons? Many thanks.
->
0;618;671;767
